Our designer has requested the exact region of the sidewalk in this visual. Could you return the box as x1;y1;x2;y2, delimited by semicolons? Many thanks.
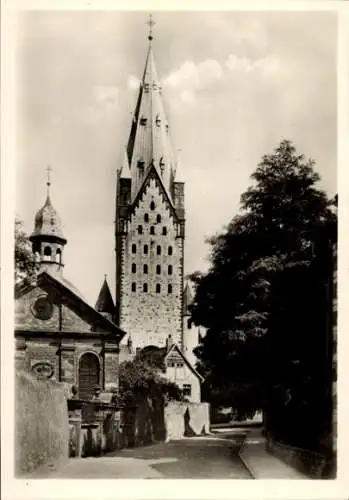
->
239;428;308;479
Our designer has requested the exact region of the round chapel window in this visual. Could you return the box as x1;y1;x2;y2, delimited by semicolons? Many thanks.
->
32;296;54;320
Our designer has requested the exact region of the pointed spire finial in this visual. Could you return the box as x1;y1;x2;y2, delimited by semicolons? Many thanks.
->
147;13;155;42
45;165;52;198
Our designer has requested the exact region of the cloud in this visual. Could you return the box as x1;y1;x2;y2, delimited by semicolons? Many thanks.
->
94;85;119;103
127;74;140;90
225;54;280;78
163;59;223;93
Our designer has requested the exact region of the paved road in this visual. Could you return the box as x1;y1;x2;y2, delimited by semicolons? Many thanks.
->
45;433;252;479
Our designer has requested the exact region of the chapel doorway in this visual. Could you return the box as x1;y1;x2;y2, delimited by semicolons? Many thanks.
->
78;353;100;400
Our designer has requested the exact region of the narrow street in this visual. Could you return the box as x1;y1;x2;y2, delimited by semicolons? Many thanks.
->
46;432;252;479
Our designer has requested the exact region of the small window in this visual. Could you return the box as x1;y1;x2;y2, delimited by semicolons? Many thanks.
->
168;246;173;256
138;225;143;235
176;362;184;368
144;245;148;255
44;246;52;257
144;213;149;223
162;227;167;236
187;318;192;329
150;201;155;211
132;283;136;292
144;264;148;274
132;263;136;273
140;116;147;126
156;284;161;293
143;283;148;293
157;245;161;256
156;265;161;275
132;244;137;254
150;226;155;235
168;265;173;275
156;214;161;223
183;384;192;397
168;284;172;294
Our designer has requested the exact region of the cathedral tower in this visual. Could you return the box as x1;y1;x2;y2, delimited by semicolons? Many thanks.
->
115;18;185;349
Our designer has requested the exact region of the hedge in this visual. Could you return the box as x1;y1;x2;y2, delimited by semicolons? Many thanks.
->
15;371;69;475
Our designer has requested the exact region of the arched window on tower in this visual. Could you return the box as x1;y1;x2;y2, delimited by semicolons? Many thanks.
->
168;265;173;275
132;282;136;292
138;225;143;235
156;265;161;275
150;201;155;211
156;284;161;293
162;227;167;236
132;263;136;273
132;244;137;254
143;283;148;293
144;213;149;223
56;248;62;264
44;246;52;258
156;214;161;223
144;244;148;255
168;246;173;256
168;284;173;294
157;245;161;255
150;226;155;235
144;264;148;274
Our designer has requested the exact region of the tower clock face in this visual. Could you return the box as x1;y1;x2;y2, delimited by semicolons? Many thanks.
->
32;296;54;320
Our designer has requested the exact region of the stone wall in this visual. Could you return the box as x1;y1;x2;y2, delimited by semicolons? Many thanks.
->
267;438;327;479
119;178;183;348
15;371;69;475
165;402;210;441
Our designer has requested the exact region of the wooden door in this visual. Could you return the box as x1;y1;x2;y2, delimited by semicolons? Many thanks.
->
78;353;100;400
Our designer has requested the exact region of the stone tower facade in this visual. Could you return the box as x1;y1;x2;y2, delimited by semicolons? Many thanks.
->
115;30;185;349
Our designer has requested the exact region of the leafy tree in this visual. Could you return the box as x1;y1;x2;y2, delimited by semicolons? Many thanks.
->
119;346;183;406
190;140;336;450
15;217;38;284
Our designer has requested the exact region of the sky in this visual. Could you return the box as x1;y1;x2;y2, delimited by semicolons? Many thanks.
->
15;10;337;306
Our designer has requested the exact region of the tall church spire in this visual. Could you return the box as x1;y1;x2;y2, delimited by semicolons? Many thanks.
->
126;14;176;201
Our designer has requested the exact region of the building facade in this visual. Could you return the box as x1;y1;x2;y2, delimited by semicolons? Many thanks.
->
15;185;125;402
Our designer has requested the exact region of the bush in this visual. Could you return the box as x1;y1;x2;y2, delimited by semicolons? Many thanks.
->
15;371;69;475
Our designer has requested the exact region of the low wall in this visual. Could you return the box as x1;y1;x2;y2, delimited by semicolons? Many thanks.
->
15;371;69;475
165;402;210;441
267;438;327;479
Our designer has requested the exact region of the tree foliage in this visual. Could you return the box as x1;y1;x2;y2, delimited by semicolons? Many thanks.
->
118;346;183;406
15;217;38;284
190;140;336;449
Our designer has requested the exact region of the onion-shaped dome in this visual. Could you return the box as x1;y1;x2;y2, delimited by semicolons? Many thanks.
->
30;195;66;242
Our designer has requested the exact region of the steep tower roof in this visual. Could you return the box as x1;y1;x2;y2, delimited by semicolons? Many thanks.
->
126;21;176;202
119;148;131;179
183;281;193;315
95;276;115;314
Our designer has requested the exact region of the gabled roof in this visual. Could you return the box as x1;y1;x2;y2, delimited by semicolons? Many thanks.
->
131;162;178;221
164;343;204;382
95;277;114;314
15;271;125;341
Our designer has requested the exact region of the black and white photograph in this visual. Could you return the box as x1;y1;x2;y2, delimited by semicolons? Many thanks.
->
2;3;344;495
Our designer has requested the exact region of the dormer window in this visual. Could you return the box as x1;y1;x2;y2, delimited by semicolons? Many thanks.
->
144;83;150;93
155;114;161;127
159;157;165;175
137;160;145;170
140;117;147;126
